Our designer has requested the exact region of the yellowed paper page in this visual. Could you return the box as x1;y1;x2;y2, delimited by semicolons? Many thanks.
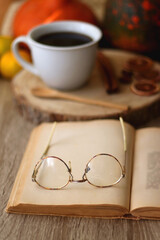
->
131;128;160;213
7;120;135;215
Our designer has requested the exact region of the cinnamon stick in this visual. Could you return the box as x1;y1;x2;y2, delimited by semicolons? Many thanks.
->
97;51;119;93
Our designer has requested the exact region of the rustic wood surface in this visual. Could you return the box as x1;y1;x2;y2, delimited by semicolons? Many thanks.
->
12;50;160;126
1;1;160;239
0;78;160;240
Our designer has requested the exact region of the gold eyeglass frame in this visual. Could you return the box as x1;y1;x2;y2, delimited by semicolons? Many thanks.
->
32;117;127;190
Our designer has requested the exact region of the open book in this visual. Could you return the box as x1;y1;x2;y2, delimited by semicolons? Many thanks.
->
6;119;160;219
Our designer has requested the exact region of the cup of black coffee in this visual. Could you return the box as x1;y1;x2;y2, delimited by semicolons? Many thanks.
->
12;21;102;90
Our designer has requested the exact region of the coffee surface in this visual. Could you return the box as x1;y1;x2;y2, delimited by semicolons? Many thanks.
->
36;32;92;47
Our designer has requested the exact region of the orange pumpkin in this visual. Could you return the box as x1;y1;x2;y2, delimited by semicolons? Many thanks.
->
13;0;98;37
13;0;70;37
44;0;98;26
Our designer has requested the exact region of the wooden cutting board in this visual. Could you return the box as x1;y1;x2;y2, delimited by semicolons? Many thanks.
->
12;49;160;126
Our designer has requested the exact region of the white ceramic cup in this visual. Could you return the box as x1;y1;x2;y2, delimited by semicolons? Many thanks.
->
12;20;102;90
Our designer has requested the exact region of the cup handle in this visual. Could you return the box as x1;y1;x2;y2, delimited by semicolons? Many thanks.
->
12;36;39;76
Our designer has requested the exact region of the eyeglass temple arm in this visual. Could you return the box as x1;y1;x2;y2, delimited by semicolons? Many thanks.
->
41;122;57;158
33;122;57;180
119;117;127;175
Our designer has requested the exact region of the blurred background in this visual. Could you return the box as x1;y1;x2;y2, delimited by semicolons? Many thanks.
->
0;0;160;80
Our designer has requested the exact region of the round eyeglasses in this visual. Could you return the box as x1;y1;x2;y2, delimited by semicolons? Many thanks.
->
32;117;127;190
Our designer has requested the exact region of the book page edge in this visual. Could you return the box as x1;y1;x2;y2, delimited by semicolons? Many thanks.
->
6;123;47;211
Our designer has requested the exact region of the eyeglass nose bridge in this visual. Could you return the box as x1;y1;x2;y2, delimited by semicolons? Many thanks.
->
68;161;87;183
70;178;87;183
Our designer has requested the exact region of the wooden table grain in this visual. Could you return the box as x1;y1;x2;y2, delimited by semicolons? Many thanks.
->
0;78;160;240
1;1;160;239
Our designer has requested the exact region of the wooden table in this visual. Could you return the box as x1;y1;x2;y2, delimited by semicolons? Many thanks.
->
1;1;160;239
0;78;160;240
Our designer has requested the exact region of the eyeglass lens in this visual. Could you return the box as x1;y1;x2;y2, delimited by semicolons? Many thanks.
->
36;157;69;189
85;154;122;187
